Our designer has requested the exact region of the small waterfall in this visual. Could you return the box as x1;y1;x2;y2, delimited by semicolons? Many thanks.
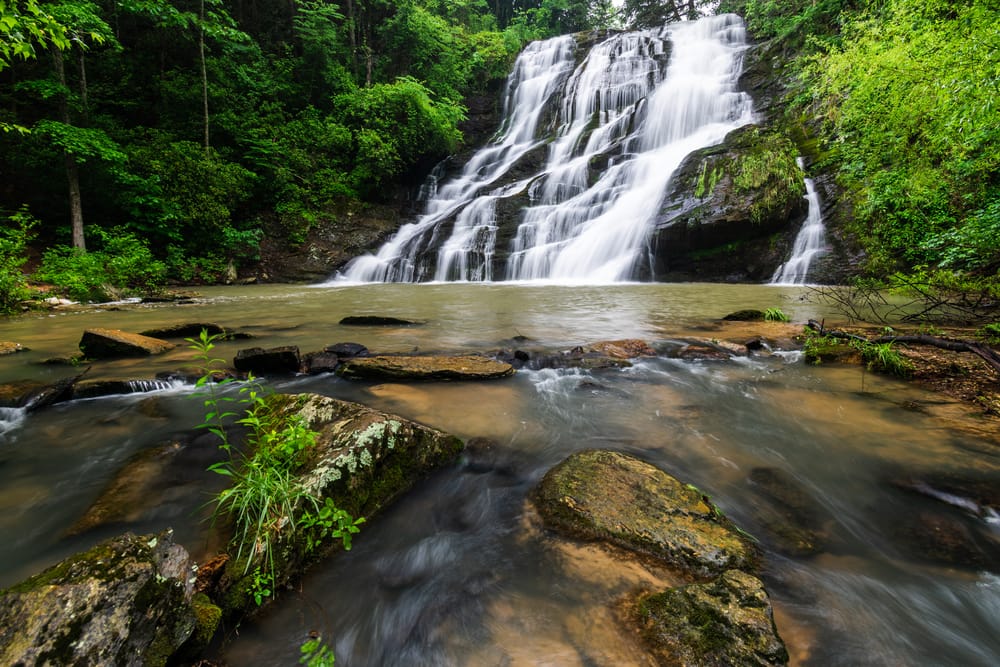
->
771;158;828;285
0;407;26;438
338;14;754;283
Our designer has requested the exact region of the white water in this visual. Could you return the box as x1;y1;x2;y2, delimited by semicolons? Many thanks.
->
339;15;754;283
771;158;828;285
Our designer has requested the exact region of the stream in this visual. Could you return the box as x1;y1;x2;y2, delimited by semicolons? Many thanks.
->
1;282;999;665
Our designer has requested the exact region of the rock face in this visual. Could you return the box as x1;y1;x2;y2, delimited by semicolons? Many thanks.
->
533;450;756;577
637;569;789;666
80;328;175;358
336;355;515;381
648;125;807;282
0;531;197;667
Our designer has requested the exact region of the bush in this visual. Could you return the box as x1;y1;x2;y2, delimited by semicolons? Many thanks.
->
34;227;166;302
0;206;36;314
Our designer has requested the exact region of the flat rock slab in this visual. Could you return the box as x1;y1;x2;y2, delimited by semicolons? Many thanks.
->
637;569;788;666
339;316;422;326
533;450;756;577
336;355;515;381
0;341;27;355
587;339;657;358
80;328;175;358
0;531;197;667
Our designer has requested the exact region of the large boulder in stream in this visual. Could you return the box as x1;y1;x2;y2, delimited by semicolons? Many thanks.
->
0;530;199;666
80;328;175;358
636;569;789;666
533;450;757;577
336;355;515;381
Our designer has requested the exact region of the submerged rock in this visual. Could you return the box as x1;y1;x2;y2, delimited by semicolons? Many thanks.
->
0;530;198;667
339;315;422;326
636;569;788;666
336;355;515;381
533;450;756;577
139;322;227;339
747;467;830;557
80;328;175;358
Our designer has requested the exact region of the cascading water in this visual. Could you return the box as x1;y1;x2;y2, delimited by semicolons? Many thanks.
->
338;14;754;283
770;158;828;285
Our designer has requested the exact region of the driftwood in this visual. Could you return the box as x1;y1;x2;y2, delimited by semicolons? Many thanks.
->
806;320;1000;376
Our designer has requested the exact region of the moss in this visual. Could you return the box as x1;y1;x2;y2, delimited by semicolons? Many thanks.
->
190;593;222;649
730;127;803;224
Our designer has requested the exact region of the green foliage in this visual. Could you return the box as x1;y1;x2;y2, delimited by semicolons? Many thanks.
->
34;227;166;302
977;323;1000;346
188;329;362;605
300;635;336;667
763;307;790;322
851;339;913;377
731;128;803;224
0;205;36;313
799;0;1000;273
0;0;72;71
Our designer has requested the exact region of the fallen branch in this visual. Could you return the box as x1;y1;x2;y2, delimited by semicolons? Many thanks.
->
806;320;1000;376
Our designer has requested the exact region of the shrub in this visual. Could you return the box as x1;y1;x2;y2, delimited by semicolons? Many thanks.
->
0;206;36;313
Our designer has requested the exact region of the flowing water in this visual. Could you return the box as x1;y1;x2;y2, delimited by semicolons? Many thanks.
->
1;283;998;666
771;158;829;285
340;14;754;283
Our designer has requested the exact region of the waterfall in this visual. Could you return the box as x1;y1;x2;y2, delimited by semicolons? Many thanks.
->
770;158;828;285
338;14;754;284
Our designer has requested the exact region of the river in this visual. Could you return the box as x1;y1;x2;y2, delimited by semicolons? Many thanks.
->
1;282;998;665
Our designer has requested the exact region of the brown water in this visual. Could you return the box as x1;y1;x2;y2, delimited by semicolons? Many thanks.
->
1;283;998;666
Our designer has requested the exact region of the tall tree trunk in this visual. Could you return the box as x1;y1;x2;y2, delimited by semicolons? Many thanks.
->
78;51;89;123
53;47;86;251
200;0;210;151
346;0;357;78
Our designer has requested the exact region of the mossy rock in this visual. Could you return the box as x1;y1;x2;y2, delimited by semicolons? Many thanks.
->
0;531;197;667
637;569;788;666
533;450;757;577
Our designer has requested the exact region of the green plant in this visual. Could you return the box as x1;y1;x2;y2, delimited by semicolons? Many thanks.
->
300;634;336;666
977;323;1000;345
187;329;361;603
763;307;790;322
852;339;913;378
249;566;273;606
0;206;36;314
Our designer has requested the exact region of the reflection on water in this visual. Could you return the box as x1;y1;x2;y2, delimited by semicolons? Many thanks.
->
1;284;998;665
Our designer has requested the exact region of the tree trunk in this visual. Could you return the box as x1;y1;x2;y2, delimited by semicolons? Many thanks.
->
78;51;89;123
200;0;210;151
53;47;86;251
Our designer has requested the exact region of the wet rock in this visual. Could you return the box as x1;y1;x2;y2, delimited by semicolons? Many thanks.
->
139;323;227;339
0;530;197;667
723;310;766;321
212;393;464;614
233;345;301;375
67;438;225;536
587;339;658;359
339;315;422;326
636;569;788;666
324;342;369;357
533;450;757;577
673;339;747;361
336;355;515;381
747;467;829;557
0;341;27;355
302;351;342;374
893;510;998;572
80;328;175;358
0;379;45;407
802;338;859;365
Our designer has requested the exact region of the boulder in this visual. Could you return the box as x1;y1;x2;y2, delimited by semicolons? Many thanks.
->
336;355;515;381
533;450;756;577
139;323;227;339
723;310;766;322
211;393;464;614
636;569;788;666
0;531;198;667
324;342;369;357
302;351;342;374
587;339;657;359
80;328;175;358
233;345;301;375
